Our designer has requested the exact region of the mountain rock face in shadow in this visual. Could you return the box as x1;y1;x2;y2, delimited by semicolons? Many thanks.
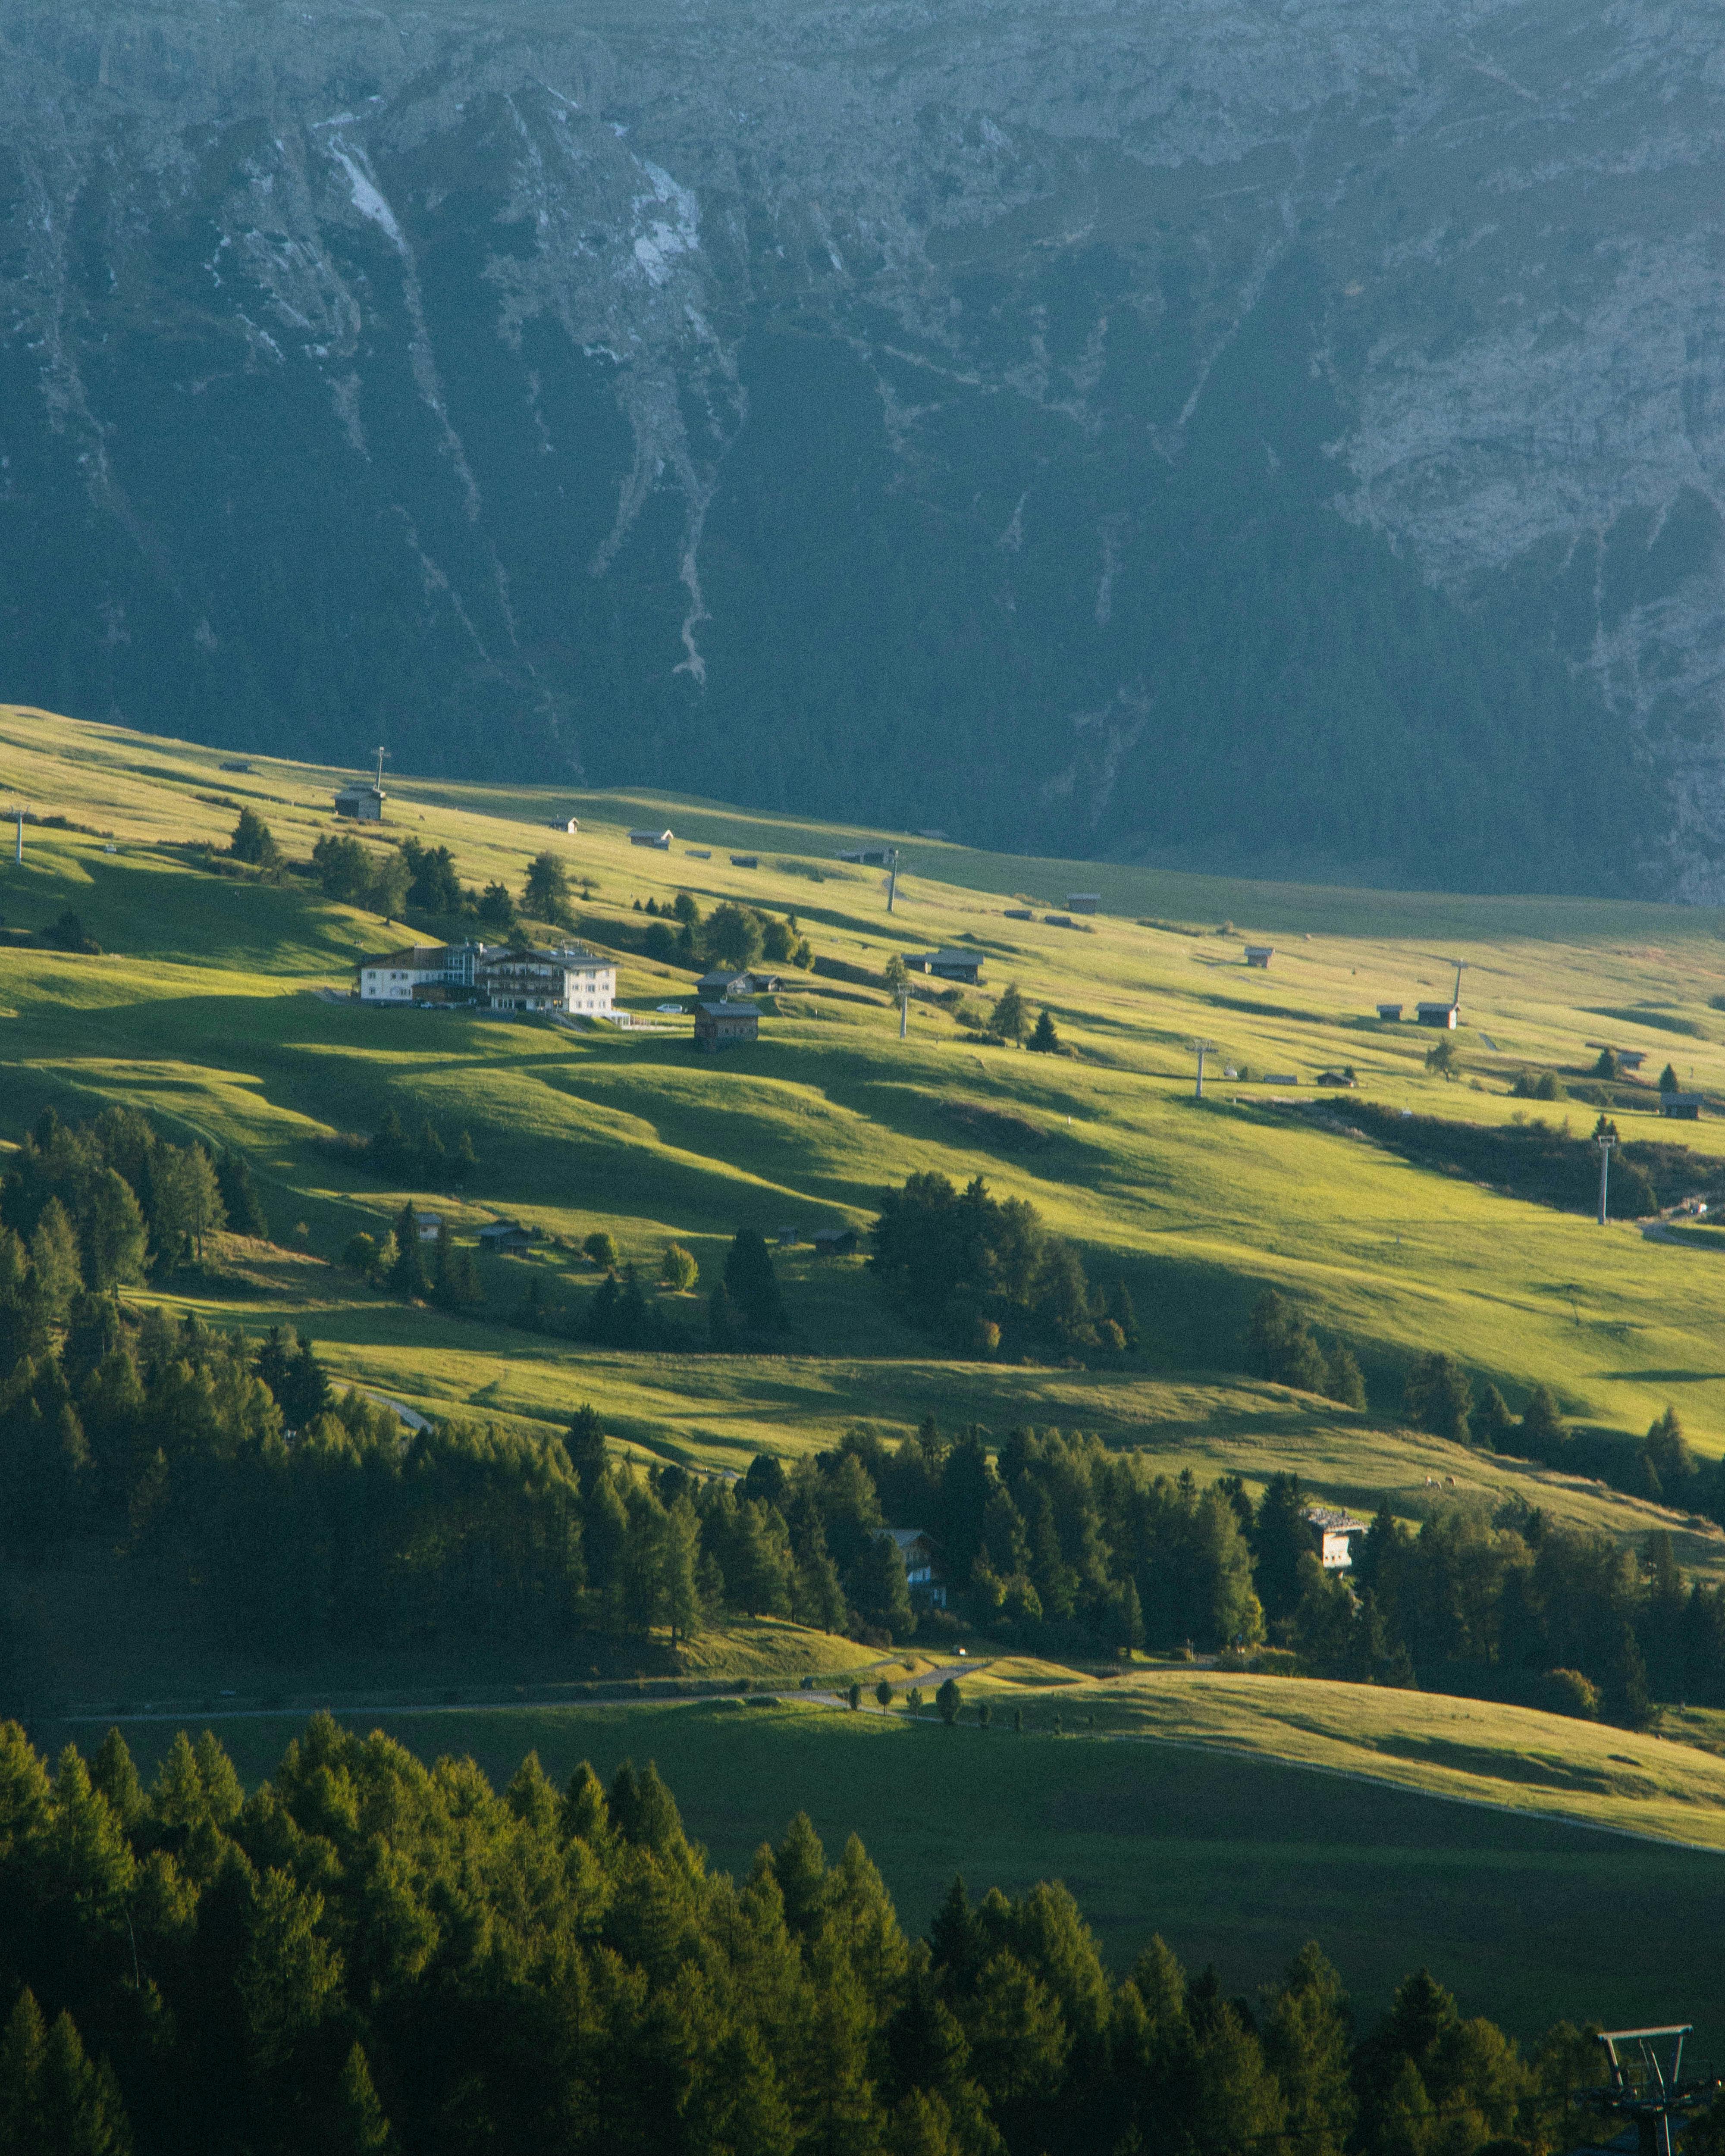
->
0;0;1719;893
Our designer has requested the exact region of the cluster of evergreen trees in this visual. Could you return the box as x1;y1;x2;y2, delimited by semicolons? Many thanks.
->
828;1427;1725;1721
1245;1286;1725;1529
507;1231;787;1355
633;890;811;973
1281;1483;1725;1726
1246;1294;1366;1410
0;1713;1618;2156
871;1173;1136;1357
351;1109;477;1189
342;1203;484;1311
0;1107;267;1296
2;1263;1719;1723
1396;1342;1725;1521
306;831;527;931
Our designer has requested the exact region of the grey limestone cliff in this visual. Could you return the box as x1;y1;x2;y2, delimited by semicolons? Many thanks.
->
1;0;1721;891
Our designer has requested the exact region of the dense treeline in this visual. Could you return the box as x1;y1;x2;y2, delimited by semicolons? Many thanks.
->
1271;1484;1725;1724
1246;1293;1366;1410
3;1227;1720;1721
0;1714;1619;2156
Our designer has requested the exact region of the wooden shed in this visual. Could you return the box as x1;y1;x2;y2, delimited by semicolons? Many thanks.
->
694;1000;760;1051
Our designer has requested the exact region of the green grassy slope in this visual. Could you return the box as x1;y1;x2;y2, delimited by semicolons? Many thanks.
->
6;699;1725;1491
89;1692;1725;2042
16;703;1725;2032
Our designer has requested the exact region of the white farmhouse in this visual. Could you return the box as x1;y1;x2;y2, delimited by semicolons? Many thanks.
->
357;943;481;1003
477;943;617;1015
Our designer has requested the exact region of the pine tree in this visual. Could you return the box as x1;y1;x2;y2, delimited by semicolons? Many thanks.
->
229;806;280;866
332;2043;396;2154
388;1205;430;1298
724;1230;783;1331
1027;1006;1061;1053
90;1728;143;1831
417;1121;447;1185
85;1172;147;1291
664;1492;703;1644
523;851;573;926
990;984;1028;1043
29;1199;83;1317
214;1150;268;1237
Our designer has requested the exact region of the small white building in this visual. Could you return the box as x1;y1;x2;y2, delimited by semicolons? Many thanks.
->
1306;1506;1369;1571
1244;944;1273;968
334;783;386;821
1415;1001;1458;1029
630;828;673;849
358;943;481;1003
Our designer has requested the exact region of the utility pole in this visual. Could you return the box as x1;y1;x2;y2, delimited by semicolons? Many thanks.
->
1596;1130;1615;1225
374;744;389;792
886;849;900;914
900;988;908;1041
1189;1040;1217;1101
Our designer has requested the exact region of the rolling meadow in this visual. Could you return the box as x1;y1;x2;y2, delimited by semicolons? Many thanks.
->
6;700;1725;2045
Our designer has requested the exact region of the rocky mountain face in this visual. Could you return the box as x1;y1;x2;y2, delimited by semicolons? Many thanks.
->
1;0;1721;893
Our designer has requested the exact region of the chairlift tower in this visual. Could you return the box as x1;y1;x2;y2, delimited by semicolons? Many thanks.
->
1588;2025;1719;2156
1189;1040;1218;1101
1596;1130;1615;1225
886;848;900;914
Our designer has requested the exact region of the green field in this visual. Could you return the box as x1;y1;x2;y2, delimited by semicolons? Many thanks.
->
8;696;1725;1481
13;699;1725;2033
77;1689;1725;2044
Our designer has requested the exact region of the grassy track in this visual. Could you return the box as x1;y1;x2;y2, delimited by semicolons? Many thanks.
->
85;1691;1725;2042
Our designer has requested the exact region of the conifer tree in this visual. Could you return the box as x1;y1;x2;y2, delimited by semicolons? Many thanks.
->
388;1205;429;1298
214;1150;268;1237
229;805;281;869
85;1172;147;1292
1027;1006;1061;1053
989;984;1028;1043
30;1198;83;1317
724;1229;783;1331
332;2042;396;2154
